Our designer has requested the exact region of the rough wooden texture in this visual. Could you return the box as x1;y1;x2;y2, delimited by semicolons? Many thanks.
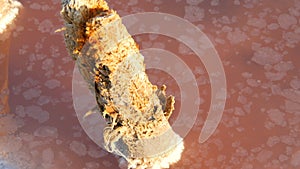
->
61;0;184;168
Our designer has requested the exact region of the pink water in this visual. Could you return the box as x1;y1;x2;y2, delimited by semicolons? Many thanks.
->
0;0;299;168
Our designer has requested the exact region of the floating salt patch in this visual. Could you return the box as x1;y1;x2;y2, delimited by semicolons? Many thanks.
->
243;1;256;8
267;109;286;127
234;107;246;116
252;47;283;65
88;147;108;158
227;28;248;44
279;154;289;162
29;3;41;10
42;148;54;164
0;135;22;153
22;77;39;88
25;105;49;123
219;16;231;24
184;6;204;22
44;79;61;89
69;141;87;156
102;160;113;168
291;150;300;167
266;136;280;147
19;132;34;142
0;114;18;134
281;89;300;103
233;0;240;5
274;61;294;72
256;150;273;163
186;0;204;5
284;99;300;114
38;19;54;33
290;79;300;90
85;162;100;169
280;135;295;146
42;58;54;70
37;95;51;105
210;0;219;6
264;71;286;81
235;147;248;156
128;0;138;6
247;18;267;29
34;126;58;138
267;23;279;30
246;79;260;87
277;13;297;30
241;72;252;79
15;105;25;117
22;88;41;100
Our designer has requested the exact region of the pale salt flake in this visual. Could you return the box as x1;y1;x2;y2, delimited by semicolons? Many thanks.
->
256;150;273;163
246;79;260;87
15;105;25;117
184;6;205;22
38;19;54;33
266;136;280;147
234;0;240;5
128;0;138;6
186;0;204;5
70;141;87;156
29;3;41;10
85;162;100;169
44;79;61;89
267;109;286;127
42;148;54;164
291;150;300;167
284;99;300;113
290;79;300;90
252;47;283;65
281;89;300;103
0;135;23;153
88;148;108;158
25;105;49;123
42;58;54;70
264;71;286;81
280;135;295;146
274;61;294;72
267;23;279;30
278;13;297;30
34;126;58;138
227;28;248;44
210;0;219;6
247;18;267;29
0;114;19;134
37;95;51;105
22;88;41;100
152;0;163;5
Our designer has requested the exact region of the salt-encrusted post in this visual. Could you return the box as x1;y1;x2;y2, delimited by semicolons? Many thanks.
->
61;0;184;168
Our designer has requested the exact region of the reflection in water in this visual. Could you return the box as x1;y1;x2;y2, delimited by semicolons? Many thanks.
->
0;0;299;169
0;0;22;114
0;39;10;115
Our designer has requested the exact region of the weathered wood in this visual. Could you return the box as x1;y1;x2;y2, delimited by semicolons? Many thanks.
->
61;0;184;168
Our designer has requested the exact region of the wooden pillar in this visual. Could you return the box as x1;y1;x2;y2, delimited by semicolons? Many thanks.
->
61;0;184;168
